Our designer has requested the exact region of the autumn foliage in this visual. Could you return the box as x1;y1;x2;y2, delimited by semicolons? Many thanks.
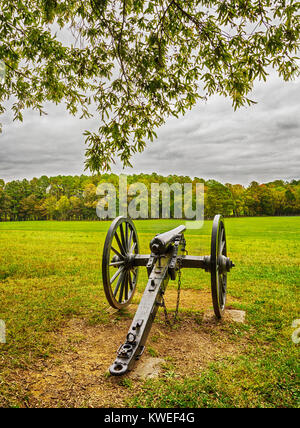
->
0;174;299;221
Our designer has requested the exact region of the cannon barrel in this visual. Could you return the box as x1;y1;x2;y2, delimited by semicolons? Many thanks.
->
150;225;186;254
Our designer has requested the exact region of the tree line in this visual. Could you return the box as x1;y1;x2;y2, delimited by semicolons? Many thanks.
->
0;174;299;222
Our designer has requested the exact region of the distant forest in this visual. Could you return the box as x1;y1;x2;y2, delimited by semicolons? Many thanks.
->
0;174;299;221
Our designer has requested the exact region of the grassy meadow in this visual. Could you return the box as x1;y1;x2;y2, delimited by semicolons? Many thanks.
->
0;216;299;407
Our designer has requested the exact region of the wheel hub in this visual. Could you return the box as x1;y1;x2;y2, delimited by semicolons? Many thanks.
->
217;255;235;274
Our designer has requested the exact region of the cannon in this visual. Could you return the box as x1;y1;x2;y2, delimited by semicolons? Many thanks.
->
102;215;235;376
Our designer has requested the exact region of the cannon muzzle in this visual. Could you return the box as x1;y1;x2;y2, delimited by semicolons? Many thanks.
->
150;225;186;254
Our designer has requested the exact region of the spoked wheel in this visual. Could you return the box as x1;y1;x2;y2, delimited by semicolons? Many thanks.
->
102;216;139;309
210;214;227;319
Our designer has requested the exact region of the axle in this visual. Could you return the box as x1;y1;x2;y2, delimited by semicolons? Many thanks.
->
132;254;234;273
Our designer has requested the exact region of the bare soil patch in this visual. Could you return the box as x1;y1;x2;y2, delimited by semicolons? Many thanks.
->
19;289;246;407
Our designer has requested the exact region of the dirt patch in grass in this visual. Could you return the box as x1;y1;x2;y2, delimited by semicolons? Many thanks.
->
18;289;245;408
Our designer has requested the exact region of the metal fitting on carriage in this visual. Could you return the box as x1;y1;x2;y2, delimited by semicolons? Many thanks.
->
117;343;134;359
149;279;157;291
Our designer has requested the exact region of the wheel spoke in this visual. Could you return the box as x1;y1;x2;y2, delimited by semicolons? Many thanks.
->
218;275;222;299
222;274;227;292
218;228;224;255
124;272;129;301
111;246;124;259
132;267;138;279
219;274;226;304
128;272;133;290
119;224;127;254
113;271;125;297
110;266;123;284
125;222;129;251
109;261;124;267
114;232;126;255
220;239;226;254
118;272;126;303
130;241;136;254
128;228;133;252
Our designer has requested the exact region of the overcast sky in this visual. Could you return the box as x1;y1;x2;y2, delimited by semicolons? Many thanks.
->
0;68;299;186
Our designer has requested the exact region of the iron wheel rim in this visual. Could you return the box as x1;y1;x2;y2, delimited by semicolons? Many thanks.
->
210;214;227;318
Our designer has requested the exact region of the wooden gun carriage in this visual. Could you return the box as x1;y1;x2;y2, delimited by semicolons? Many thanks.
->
102;215;234;376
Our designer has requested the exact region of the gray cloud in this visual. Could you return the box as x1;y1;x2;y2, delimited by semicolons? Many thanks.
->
0;70;299;185
117;72;300;185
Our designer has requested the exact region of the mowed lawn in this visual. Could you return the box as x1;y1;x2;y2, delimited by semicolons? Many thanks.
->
0;217;299;407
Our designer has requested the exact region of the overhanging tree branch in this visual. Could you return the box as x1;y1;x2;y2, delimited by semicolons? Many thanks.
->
0;0;299;172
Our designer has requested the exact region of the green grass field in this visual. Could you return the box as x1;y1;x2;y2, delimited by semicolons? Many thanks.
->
0;217;299;408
